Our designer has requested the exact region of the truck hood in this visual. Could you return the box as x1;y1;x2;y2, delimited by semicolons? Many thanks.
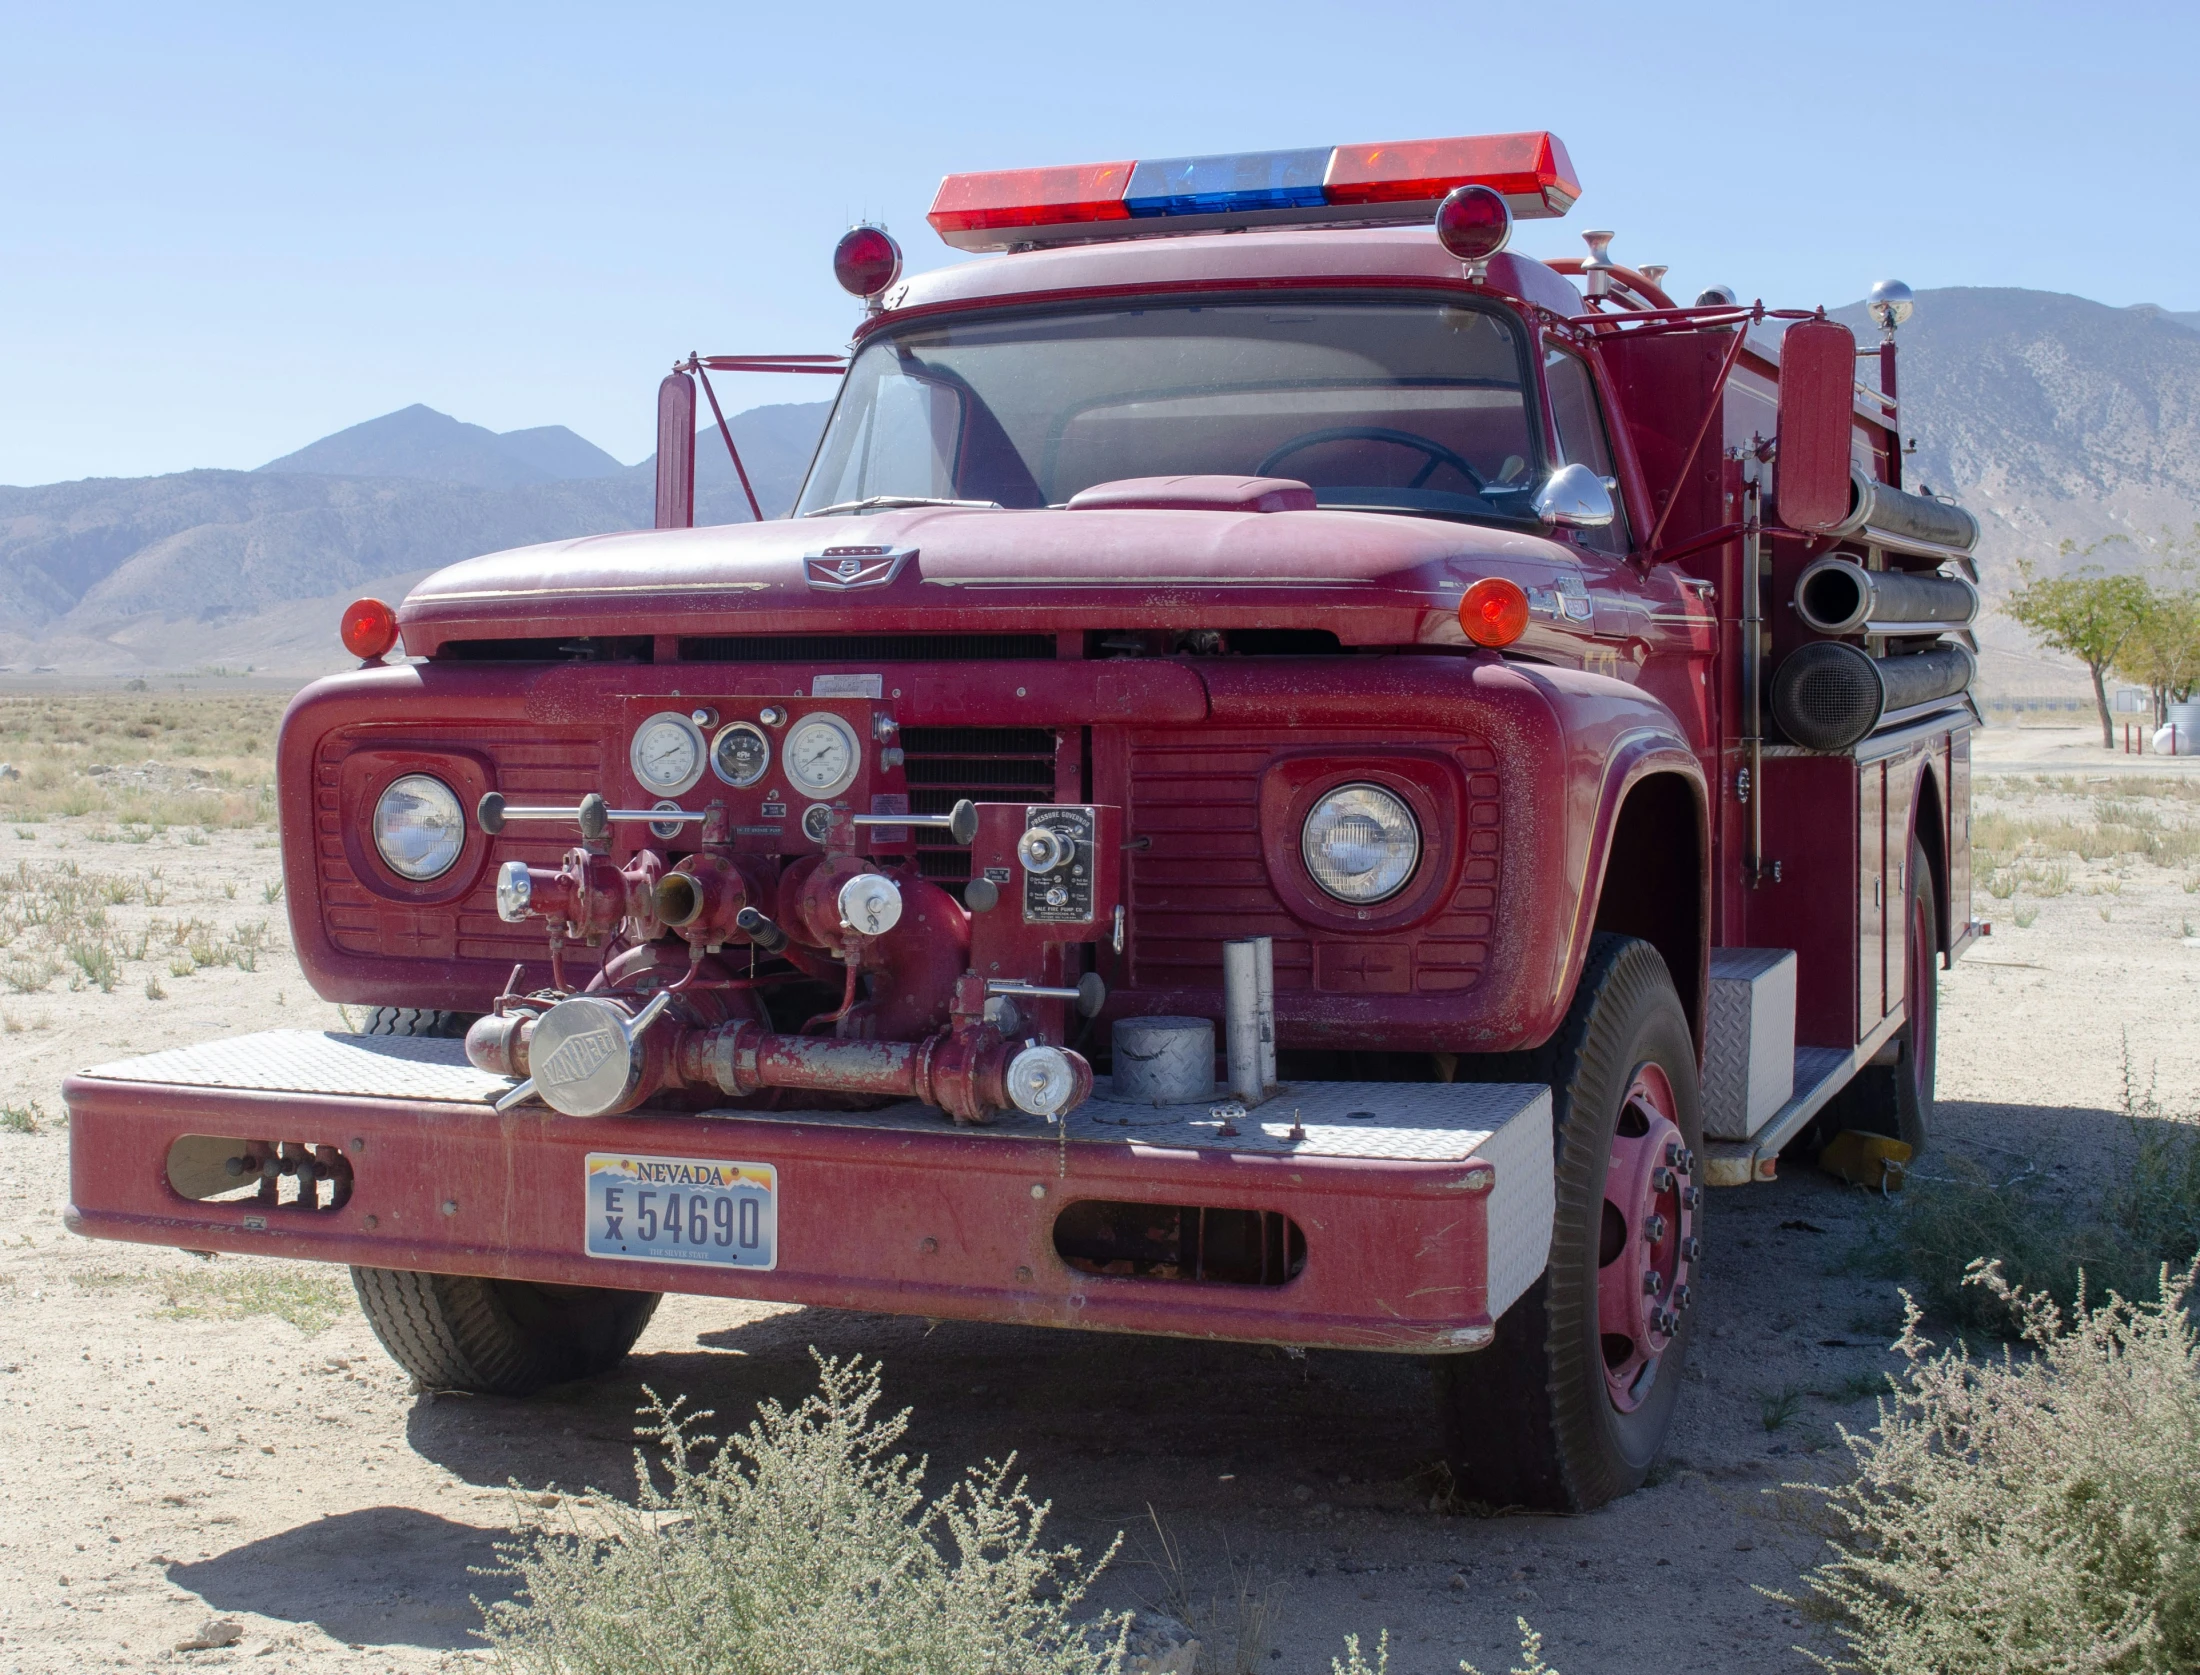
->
396;505;1582;657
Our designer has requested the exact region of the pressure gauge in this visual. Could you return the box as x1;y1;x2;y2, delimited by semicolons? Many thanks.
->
712;721;772;788
783;712;861;800
630;711;706;795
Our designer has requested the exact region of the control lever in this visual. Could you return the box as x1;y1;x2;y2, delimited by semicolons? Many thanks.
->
477;791;708;840
733;906;789;953
986;973;1108;1018
494;989;674;1114
848;799;979;844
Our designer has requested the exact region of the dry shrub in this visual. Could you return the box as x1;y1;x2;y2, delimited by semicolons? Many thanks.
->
1794;1261;2200;1674
1333;1621;1561;1675
478;1353;1128;1675
1889;1093;2200;1336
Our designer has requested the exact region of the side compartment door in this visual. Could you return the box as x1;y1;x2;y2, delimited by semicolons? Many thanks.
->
1859;760;1887;1028
1949;731;1972;950
1885;751;1917;1018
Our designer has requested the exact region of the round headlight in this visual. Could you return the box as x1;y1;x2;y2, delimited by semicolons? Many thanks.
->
372;774;465;882
1301;783;1420;904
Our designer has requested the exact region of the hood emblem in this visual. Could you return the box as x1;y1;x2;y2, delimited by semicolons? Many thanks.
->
804;544;915;590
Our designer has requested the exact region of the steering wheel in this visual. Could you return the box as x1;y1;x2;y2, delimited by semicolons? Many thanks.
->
1255;426;1484;493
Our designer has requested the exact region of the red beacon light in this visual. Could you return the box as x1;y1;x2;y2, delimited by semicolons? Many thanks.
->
341;597;400;663
833;225;903;300
1434;184;1512;277
1458;577;1529;648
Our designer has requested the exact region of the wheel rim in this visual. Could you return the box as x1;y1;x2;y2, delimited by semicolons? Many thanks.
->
1595;1062;1697;1414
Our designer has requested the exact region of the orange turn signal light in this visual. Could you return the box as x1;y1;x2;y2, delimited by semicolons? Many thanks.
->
341;597;400;662
1458;576;1530;647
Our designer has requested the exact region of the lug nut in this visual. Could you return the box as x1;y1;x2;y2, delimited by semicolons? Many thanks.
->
1672;1283;1692;1311
1651;1166;1675;1193
1664;1140;1682;1166
1681;1236;1701;1262
1643;1213;1667;1243
1642;1271;1663;1296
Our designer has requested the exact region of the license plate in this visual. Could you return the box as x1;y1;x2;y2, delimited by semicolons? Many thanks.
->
584;1152;778;1271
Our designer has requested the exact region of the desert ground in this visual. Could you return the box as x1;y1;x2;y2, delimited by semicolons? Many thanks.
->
1;708;2196;1674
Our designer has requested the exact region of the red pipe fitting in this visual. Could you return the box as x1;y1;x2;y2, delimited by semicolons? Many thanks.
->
498;848;663;942
676;1016;1092;1126
653;851;775;948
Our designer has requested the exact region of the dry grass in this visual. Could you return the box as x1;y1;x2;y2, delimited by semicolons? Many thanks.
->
156;1263;353;1335
1140;1509;1283;1674
0;858;273;994
0;693;281;830
1973;775;2200;904
1859;1060;2200;1336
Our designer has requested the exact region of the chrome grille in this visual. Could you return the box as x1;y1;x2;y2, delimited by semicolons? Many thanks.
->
900;727;1059;885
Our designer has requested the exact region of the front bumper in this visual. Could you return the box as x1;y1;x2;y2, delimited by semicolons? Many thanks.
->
65;1032;1551;1354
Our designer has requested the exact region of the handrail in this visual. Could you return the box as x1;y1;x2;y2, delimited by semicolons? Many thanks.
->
670;353;850;523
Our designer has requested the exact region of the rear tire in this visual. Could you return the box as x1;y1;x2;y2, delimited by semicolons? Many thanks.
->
351;1268;661;1396
1823;835;1937;1154
1435;934;1703;1510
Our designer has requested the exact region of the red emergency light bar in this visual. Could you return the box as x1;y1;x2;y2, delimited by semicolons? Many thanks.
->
929;132;1578;252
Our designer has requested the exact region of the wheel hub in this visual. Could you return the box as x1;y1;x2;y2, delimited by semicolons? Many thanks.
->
1596;1063;1697;1413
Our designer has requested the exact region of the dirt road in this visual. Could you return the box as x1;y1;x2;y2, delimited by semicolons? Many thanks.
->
3;759;2197;1673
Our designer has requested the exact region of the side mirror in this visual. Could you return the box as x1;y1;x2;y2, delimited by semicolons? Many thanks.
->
1533;462;1616;529
1775;319;1858;532
654;371;697;530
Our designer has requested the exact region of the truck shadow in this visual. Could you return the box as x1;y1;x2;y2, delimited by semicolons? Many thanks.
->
167;1505;513;1652
396;1094;2167;1533
402;1311;1443;1531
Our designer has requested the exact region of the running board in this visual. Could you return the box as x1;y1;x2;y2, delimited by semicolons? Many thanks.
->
1701;1007;1905;1186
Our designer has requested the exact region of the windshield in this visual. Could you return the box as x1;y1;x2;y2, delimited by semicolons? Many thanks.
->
795;297;1540;522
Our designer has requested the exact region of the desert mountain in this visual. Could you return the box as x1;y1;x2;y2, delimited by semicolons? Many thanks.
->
1826;288;2200;697
257;404;629;487
0;401;830;675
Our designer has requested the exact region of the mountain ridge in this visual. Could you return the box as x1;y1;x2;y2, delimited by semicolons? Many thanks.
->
256;403;631;487
6;285;2198;683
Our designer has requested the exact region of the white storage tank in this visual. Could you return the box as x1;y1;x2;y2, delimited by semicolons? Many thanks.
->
2152;703;2200;757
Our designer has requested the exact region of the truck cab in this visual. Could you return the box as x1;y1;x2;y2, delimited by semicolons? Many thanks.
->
65;131;1980;1511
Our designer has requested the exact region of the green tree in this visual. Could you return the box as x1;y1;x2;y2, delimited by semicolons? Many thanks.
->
2005;558;2151;748
2115;584;2200;726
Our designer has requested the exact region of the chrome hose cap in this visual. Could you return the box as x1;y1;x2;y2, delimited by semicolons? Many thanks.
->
494;859;532;923
836;872;903;937
528;996;643;1117
1006;1044;1077;1117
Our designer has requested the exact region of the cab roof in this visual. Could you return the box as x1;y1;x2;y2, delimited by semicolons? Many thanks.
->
872;229;1586;338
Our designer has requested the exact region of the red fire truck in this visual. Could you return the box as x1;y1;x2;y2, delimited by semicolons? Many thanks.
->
65;132;1983;1510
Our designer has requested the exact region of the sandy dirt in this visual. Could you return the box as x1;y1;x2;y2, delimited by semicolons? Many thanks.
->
3;740;2198;1674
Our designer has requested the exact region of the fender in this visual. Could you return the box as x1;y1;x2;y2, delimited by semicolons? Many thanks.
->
1495;666;1707;1053
1196;656;1707;1053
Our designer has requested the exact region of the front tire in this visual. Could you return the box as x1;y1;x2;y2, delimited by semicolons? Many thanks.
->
351;1268;661;1396
361;1006;472;1039
347;1004;660;1397
1436;934;1703;1510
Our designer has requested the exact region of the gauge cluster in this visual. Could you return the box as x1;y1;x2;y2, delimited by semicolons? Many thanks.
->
621;699;900;852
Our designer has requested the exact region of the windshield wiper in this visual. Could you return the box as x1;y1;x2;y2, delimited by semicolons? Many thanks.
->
802;495;1004;517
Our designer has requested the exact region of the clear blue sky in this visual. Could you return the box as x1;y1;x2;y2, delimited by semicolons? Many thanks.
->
3;0;2191;486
